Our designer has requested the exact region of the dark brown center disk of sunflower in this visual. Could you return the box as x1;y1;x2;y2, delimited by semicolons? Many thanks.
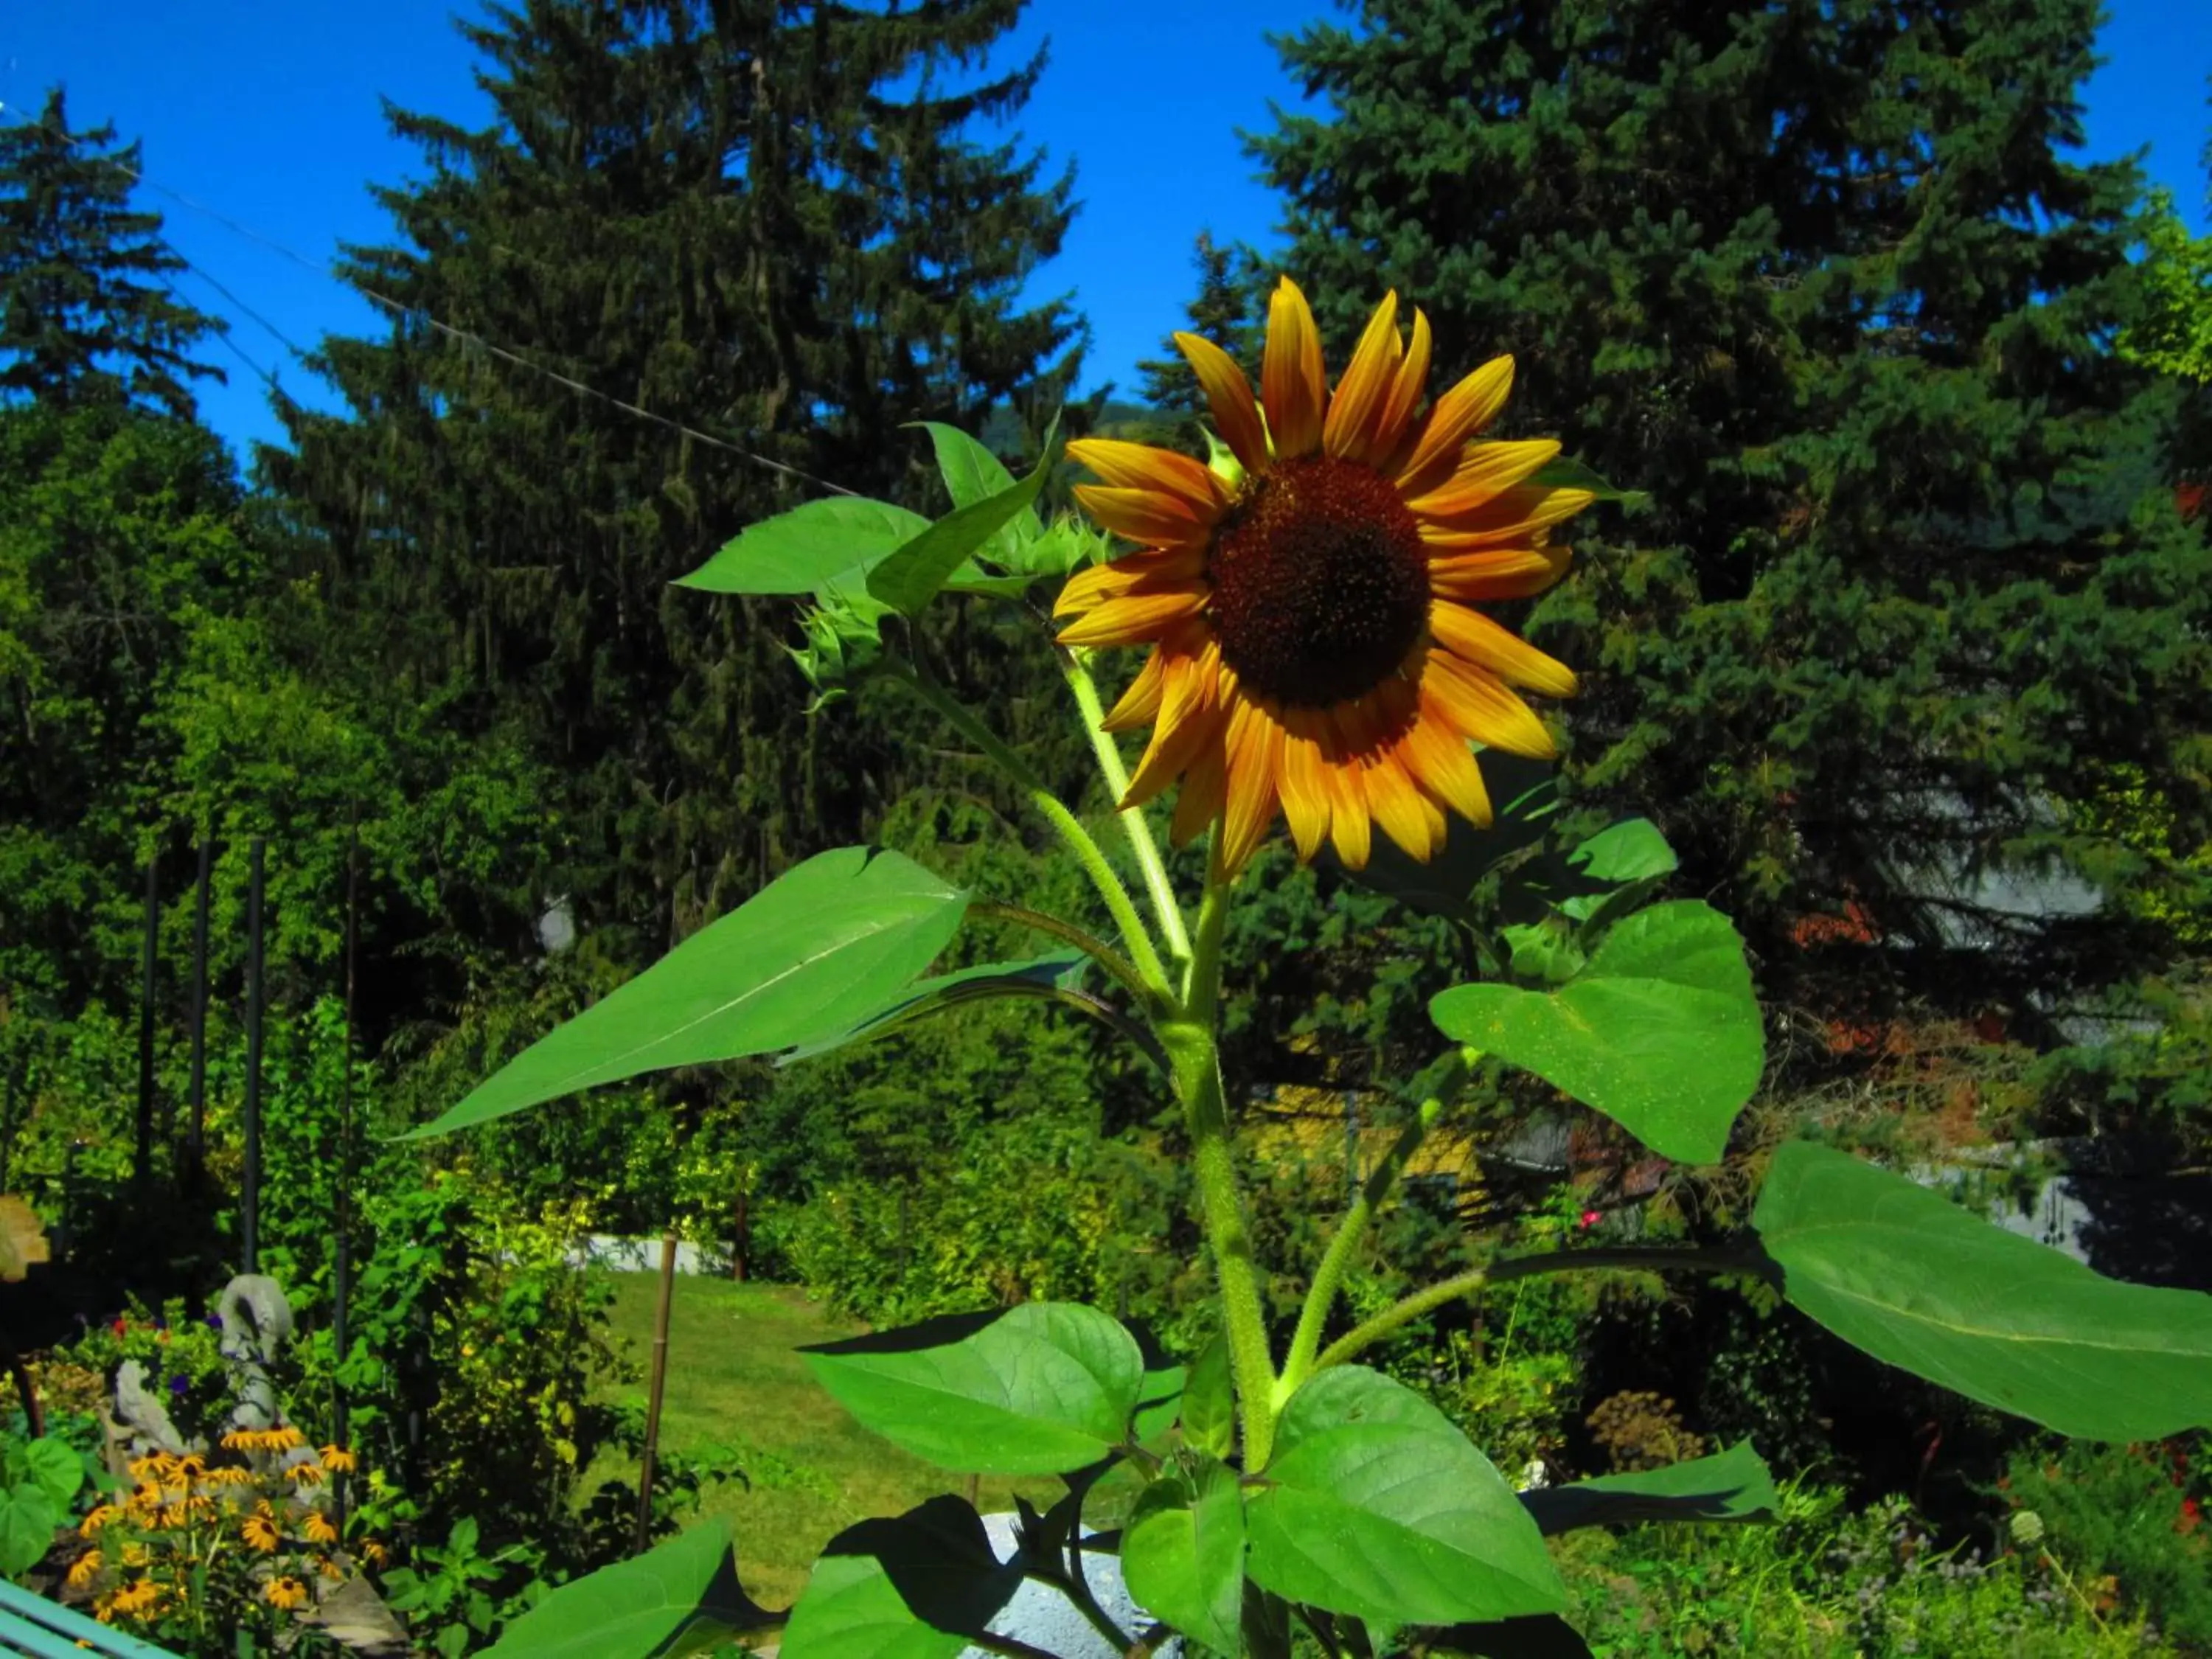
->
1204;453;1432;708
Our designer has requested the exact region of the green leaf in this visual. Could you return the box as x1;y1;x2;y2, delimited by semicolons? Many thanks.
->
18;1439;82;1512
912;422;1043;557
1430;900;1762;1164
1500;923;1585;986
0;1484;55;1579
1131;1361;1187;1447
410;847;966;1136
483;1520;773;1658
1518;1442;1778;1534
1753;1141;2212;1440
1178;1334;1236;1461
1122;1458;1246;1654
775;952;1085;1067
1565;818;1677;883
678;497;930;595
783;1497;1021;1659
1245;1367;1566;1625
867;414;1062;615
803;1302;1144;1475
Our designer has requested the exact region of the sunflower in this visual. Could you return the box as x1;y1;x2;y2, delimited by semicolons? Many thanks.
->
1057;277;1590;875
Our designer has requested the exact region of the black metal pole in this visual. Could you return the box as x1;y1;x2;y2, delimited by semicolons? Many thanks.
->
133;859;159;1192
187;837;213;1178
333;812;358;1526
242;837;265;1275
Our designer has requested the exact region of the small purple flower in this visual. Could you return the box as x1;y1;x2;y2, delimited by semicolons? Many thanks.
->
204;1313;223;1331
168;1375;189;1398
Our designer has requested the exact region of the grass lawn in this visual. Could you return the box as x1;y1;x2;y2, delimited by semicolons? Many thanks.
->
595;1272;1122;1608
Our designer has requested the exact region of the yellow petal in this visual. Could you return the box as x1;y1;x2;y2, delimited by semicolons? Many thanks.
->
1426;546;1573;603
1121;643;1222;804
1422;650;1559;759
1419;484;1595;550
1073;484;1214;552
1323;290;1401;462
1318;714;1371;869
1395;699;1495;830
1394;355;1514;501
1053;546;1203;618
1276;715;1332;863
1068;439;1228;513
1220;700;1284;875
1174;331;1269;474
1262;276;1326;459
1057;586;1208;649
1428;600;1578;698
1374;307;1433;467
1171;734;1230;846
1363;751;1434;863
1404;439;1561;520
1101;647;1169;732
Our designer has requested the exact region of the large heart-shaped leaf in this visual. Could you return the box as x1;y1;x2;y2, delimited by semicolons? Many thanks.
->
1518;1441;1777;1534
1121;1458;1246;1654
410;848;966;1136
1245;1367;1565;1625
1430;900;1761;1164
775;952;1085;1066
867;416;1061;615
679;497;930;594
0;1484;55;1579
1753;1141;2212;1440
483;1520;773;1658
803;1303;1144;1475
782;1497;1022;1659
18;1439;83;1512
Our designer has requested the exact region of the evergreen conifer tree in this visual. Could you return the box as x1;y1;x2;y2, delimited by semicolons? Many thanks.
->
0;87;223;417
1250;0;2212;1032
268;0;1086;962
1135;232;1260;414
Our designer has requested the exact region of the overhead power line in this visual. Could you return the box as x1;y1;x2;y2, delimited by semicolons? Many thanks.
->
0;94;858;496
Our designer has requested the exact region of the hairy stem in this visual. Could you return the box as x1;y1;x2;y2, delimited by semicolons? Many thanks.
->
1061;647;1193;966
1314;1245;1772;1374
897;656;1170;998
969;899;1155;1005
1167;836;1279;1468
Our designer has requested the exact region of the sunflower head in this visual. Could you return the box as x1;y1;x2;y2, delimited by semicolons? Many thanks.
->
1057;277;1590;876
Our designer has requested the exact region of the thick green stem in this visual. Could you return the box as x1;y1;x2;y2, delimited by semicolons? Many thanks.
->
1061;647;1193;966
897;658;1171;999
1168;838;1279;1468
1277;1078;1454;1405
1314;1245;1770;1374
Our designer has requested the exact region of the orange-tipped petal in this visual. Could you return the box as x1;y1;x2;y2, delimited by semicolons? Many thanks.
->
1053;547;1202;618
1073;484;1214;552
1262;276;1326;459
1057;586;1208;648
1323;290;1402;462
1426;546;1573;603
1101;647;1169;731
1394;355;1515;501
1174;331;1269;474
1428;600;1578;698
1068;439;1229;513
1122;678;1225;808
1373;307;1433;465
1403;439;1561;520
1220;701;1284;875
1396;700;1495;830
1418;484;1595;550
1423;650;1559;759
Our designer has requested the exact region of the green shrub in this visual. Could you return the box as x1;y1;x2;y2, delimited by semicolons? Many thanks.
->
2002;1436;2212;1648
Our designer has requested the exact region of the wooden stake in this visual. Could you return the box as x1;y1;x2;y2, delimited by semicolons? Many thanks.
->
634;1230;679;1554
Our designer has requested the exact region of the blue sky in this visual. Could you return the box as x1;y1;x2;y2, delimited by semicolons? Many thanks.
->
4;1;2208;467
